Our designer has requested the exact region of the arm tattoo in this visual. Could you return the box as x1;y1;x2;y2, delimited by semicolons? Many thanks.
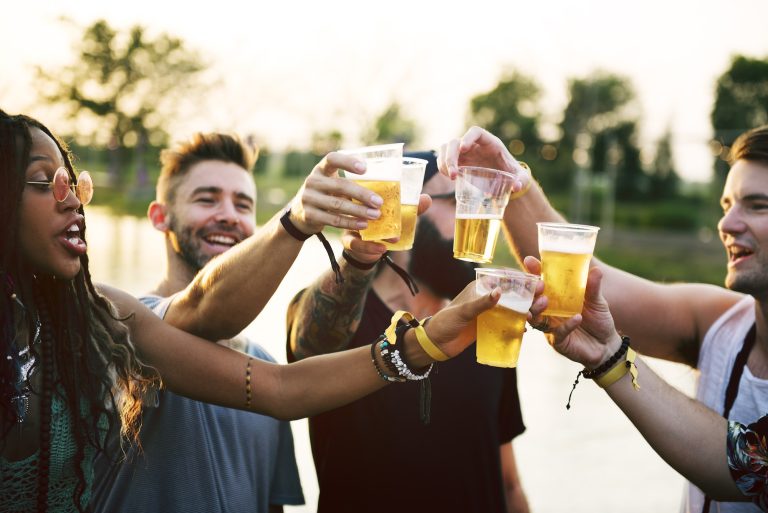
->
291;261;377;359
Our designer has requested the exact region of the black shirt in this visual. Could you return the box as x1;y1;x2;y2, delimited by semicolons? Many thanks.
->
287;289;526;513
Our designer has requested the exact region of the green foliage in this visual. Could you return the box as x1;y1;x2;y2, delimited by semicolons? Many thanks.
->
36;18;206;186
647;129;681;199
467;69;542;160
283;150;323;178
711;54;768;187
552;71;644;198
363;102;420;146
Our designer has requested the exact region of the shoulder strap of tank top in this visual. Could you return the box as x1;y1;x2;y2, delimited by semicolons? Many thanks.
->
702;322;756;513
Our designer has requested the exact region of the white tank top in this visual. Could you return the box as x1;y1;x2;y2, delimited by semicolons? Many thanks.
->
685;295;767;513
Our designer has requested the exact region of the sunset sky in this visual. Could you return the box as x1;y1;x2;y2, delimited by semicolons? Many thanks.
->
3;0;767;182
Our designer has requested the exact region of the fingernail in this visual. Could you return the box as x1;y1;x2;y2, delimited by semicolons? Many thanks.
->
370;194;383;206
366;208;380;219
354;161;366;172
356;220;368;229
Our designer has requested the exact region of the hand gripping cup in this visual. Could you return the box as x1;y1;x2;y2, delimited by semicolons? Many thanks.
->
537;222;600;317
475;268;540;367
341;143;403;241
453;167;516;263
382;157;428;251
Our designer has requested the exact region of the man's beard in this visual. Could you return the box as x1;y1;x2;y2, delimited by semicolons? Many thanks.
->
408;216;478;299
726;264;768;301
167;217;242;272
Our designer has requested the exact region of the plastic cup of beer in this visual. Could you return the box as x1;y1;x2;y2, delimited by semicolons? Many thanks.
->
382;157;428;251
453;166;517;263
340;143;404;241
537;222;600;317
475;268;540;367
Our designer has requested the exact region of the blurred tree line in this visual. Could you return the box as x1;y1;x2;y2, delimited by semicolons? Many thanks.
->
37;19;768;232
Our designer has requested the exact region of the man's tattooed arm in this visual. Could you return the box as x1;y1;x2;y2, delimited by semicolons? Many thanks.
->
289;260;377;360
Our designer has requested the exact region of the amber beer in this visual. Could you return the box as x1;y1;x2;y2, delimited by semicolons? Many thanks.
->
476;302;529;367
537;222;600;317
353;179;401;241
475;268;539;368
540;249;592;317
453;214;502;263
382;203;417;251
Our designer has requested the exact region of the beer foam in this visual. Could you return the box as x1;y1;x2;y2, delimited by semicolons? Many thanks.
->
539;237;595;253
475;283;533;313
349;158;402;181
497;296;533;313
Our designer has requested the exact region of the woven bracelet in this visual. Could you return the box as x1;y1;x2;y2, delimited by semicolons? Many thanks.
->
566;336;631;410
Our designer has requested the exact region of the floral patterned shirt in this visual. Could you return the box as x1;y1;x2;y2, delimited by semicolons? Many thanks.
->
728;415;768;511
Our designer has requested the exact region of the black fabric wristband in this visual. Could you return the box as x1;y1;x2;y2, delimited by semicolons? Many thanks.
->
280;209;313;241
341;250;379;270
281;208;344;284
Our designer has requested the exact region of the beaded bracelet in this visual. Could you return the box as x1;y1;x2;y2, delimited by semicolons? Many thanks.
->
370;335;406;383
245;357;253;409
566;336;636;410
381;334;433;381
582;336;630;379
595;347;641;390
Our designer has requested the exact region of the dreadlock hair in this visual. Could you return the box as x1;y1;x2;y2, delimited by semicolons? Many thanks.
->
0;110;158;512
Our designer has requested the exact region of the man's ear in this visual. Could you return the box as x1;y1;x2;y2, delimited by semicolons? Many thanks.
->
148;201;170;232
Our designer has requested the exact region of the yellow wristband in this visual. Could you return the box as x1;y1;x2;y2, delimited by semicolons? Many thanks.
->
414;317;449;361
508;162;534;200
594;347;641;390
385;311;449;362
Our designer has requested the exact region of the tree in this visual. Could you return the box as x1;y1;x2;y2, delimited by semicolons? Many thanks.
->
362;102;420;146
555;72;644;201
466;69;542;168
711;55;768;187
648;129;680;199
311;129;343;155
36;19;206;187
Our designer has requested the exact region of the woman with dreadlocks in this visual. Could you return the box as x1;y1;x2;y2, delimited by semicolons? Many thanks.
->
0;110;501;512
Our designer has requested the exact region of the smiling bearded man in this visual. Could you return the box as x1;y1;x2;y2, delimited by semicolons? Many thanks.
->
90;133;305;513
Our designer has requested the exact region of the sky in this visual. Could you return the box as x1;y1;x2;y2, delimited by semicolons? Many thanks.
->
3;0;767;183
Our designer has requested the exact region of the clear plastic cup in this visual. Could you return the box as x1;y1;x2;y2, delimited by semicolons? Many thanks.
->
475;267;540;367
340;143;404;241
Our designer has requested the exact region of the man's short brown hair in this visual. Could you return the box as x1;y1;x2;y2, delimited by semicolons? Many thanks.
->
728;126;768;167
157;133;258;204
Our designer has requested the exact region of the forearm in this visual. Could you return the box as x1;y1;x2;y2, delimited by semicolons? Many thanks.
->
167;211;303;340
604;357;742;500
289;258;376;360
502;180;566;264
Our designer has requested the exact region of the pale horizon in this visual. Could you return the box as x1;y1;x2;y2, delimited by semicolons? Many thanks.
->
3;0;767;183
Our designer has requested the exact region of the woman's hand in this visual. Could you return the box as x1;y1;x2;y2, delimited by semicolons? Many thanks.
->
412;281;500;364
